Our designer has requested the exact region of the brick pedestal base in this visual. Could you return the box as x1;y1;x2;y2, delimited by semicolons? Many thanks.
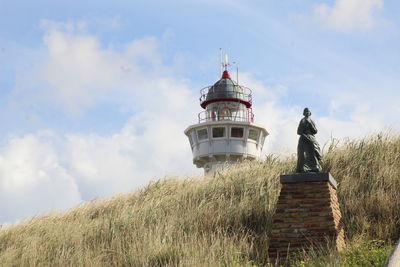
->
268;173;345;261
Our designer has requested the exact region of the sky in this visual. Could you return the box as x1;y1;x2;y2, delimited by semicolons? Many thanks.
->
0;0;399;224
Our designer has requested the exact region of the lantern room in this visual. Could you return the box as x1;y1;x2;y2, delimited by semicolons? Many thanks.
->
184;65;268;175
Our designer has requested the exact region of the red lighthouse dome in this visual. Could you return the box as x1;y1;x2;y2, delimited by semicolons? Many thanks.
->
200;70;252;109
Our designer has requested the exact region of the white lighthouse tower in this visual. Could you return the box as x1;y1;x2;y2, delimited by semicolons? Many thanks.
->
184;61;268;175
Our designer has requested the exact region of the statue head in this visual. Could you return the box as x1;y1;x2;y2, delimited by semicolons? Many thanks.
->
303;107;311;117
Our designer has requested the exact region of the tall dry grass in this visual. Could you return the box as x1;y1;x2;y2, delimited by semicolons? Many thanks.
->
324;133;400;242
0;134;399;266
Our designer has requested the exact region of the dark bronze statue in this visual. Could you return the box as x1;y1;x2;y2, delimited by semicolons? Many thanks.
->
296;108;322;173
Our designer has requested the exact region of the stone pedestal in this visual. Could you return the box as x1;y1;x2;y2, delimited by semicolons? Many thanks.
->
268;173;345;261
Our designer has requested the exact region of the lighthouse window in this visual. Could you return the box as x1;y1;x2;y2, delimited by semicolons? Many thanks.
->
231;127;244;138
212;127;225;138
197;128;208;141
248;128;259;141
218;107;231;121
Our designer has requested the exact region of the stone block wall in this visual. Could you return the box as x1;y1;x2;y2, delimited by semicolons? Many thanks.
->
268;173;345;260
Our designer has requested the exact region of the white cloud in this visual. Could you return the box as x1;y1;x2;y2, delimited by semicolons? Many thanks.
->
239;72;391;157
0;112;201;224
16;21;177;115
314;0;383;32
1;21;202;224
64;112;199;200
0;132;82;224
256;100;385;157
237;73;299;155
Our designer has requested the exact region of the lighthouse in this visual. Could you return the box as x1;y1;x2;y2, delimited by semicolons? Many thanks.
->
184;60;268;175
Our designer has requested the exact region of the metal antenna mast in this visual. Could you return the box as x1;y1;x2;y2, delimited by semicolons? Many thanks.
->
219;48;223;77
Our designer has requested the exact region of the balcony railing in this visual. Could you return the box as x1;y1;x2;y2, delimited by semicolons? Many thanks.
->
198;109;254;123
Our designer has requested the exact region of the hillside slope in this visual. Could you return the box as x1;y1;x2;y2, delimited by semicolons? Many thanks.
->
0;134;399;266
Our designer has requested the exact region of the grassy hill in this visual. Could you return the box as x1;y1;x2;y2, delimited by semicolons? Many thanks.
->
0;134;399;266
